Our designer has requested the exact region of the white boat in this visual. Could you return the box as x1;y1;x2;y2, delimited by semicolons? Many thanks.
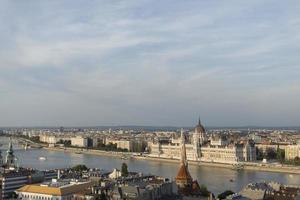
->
39;156;47;161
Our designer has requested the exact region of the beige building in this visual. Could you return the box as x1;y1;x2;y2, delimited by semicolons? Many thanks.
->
285;145;300;160
200;142;256;163
71;136;88;147
40;135;58;144
149;119;256;164
16;179;91;200
255;143;288;153
105;139;133;151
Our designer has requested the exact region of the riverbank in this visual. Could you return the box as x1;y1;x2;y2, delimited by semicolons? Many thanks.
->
44;147;132;158
44;146;300;174
135;156;300;174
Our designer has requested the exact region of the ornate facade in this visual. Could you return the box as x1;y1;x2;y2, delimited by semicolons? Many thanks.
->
149;119;256;164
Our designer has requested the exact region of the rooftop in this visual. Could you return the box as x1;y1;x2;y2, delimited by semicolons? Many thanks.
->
16;179;91;196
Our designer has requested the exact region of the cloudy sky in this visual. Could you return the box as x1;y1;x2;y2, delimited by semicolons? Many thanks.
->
0;1;300;127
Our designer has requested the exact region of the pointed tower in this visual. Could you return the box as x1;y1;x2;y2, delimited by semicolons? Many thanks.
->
180;129;187;166
175;129;193;187
6;138;15;167
194;117;206;145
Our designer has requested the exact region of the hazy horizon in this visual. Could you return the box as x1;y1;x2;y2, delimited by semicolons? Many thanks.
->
1;124;300;130
1;1;300;127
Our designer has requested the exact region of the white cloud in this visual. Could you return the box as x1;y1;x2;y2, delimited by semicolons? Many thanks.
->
0;0;300;126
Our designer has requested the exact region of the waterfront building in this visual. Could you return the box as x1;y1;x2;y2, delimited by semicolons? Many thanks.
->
105;139;133;151
91;137;104;148
16;179;91;200
149;119;256;164
71;136;88;148
255;142;281;153
285;145;300;160
201;140;256;163
39;135;58;144
5;139;15;168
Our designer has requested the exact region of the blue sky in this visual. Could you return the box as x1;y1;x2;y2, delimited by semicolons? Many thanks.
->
0;0;300;127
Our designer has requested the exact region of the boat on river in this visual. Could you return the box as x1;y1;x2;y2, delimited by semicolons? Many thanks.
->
38;156;47;161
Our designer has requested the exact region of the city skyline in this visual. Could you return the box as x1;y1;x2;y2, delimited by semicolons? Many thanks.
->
1;1;300;127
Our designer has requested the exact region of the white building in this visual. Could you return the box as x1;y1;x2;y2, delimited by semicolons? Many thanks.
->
105;139;133;151
108;169;122;179
149;119;256;164
71;136;88;147
39;135;58;144
285;145;300;160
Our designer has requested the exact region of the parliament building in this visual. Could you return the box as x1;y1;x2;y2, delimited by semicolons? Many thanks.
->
149;119;256;164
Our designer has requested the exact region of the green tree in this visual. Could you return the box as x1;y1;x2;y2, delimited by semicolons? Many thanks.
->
72;164;88;171
199;184;209;197
98;191;107;200
218;190;234;199
121;162;128;177
256;148;264;160
8;192;18;199
294;156;300;165
265;148;276;160
276;148;285;163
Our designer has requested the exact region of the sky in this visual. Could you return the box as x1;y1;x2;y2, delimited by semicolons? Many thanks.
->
0;0;300;127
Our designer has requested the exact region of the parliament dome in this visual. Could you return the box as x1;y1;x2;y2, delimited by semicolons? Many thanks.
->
195;118;205;133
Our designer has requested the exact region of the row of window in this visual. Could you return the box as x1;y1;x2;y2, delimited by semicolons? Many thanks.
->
19;194;72;200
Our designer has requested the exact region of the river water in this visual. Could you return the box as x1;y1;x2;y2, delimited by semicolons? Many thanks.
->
0;137;299;195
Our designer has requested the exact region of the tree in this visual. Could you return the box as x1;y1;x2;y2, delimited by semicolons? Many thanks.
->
199;184;209;197
72;164;88;171
121;163;128;177
8;192;18;199
218;190;234;199
276;148;285;163
265;148;276;160
97;191;107;200
256;148;264;160
294;156;300;165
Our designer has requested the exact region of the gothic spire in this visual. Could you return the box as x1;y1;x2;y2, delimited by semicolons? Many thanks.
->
7;137;13;153
180;128;187;166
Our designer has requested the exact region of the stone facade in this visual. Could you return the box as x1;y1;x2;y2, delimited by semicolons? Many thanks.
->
285;145;300;160
149;120;256;164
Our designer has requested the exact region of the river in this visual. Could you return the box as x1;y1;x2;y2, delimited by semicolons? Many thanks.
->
0;137;299;195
